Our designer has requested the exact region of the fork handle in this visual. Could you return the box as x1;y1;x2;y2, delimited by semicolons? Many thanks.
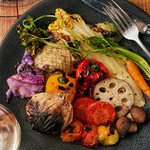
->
143;24;150;36
134;37;150;58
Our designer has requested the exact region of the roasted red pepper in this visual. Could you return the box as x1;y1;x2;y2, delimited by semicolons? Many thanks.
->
60;119;83;142
76;59;108;98
76;124;99;148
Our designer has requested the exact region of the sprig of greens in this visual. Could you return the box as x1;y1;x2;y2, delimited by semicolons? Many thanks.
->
17;15;150;79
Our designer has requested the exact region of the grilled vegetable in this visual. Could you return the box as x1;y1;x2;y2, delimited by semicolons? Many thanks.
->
93;78;134;118
130;106;146;123
87;53;145;107
72;97;94;124
76;59;108;98
125;60;150;100
86;101;115;125
89;21;123;42
18;9;150;81
26;92;73;134
7;74;44;100
17;9;150;106
115;117;130;138
77;124;99;148
45;69;76;103
128;123;137;133
98;125;119;145
60;119;83;142
6;51;44;101
48;9;150;80
34;42;75;77
17;15;49;56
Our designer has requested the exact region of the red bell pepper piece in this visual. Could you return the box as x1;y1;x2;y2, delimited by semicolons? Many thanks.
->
60;119;83;142
76;59;108;98
76;124;99;148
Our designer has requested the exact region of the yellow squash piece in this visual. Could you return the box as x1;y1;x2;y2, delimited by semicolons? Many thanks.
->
98;125;119;146
45;69;76;103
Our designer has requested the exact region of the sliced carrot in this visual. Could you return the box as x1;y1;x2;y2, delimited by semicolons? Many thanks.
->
73;97;95;124
86;101;115;125
125;59;150;99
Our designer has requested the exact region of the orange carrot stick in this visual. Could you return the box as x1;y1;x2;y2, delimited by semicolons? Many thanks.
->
125;60;150;100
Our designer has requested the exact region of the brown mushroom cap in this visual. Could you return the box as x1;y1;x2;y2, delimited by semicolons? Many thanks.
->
131;106;146;124
128;123;137;133
115;116;130;138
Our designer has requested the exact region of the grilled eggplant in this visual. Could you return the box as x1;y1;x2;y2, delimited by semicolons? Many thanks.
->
26;92;73;134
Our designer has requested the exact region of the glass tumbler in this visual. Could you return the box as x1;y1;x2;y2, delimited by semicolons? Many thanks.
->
0;104;21;150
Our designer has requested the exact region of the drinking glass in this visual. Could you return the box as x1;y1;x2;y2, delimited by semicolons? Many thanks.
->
0;104;21;150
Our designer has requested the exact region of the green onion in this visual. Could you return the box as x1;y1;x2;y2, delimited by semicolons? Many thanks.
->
17;15;150;80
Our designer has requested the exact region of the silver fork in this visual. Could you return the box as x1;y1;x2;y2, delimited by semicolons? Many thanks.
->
103;0;150;58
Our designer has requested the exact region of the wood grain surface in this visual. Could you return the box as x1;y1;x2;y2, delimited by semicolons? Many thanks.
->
128;0;150;15
0;0;150;43
0;0;43;42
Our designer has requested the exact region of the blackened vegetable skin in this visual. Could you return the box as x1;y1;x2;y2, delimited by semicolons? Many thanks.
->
26;100;64;134
76;59;108;98
88;24;116;38
26;92;73;134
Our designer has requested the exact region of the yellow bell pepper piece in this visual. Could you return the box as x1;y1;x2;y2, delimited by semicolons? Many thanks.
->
45;72;76;103
98;125;119;146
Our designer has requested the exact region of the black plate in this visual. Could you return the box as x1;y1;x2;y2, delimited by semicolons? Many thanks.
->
0;0;150;149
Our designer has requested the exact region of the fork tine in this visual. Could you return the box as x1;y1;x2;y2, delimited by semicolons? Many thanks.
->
111;0;134;24
108;2;131;29
103;6;123;34
105;0;150;59
108;3;128;30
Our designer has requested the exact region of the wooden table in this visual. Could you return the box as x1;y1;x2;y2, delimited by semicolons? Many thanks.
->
0;0;43;43
0;0;150;43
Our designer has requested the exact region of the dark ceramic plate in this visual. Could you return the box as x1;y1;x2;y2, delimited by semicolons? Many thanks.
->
0;0;150;150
